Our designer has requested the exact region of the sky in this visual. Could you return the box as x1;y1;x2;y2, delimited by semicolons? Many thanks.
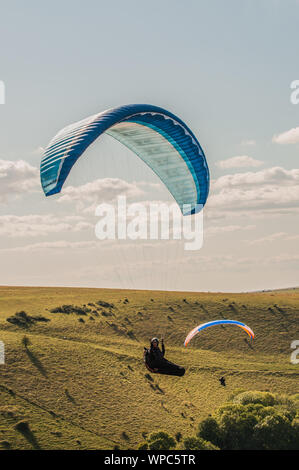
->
0;0;299;292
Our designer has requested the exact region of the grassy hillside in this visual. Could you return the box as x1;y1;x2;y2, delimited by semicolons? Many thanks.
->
0;286;298;450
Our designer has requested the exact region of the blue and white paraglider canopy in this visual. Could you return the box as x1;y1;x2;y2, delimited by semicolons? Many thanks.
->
40;104;210;215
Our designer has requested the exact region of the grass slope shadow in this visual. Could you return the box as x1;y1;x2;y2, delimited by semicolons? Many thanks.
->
25;348;48;378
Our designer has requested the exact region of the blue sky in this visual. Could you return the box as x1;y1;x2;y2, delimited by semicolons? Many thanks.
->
0;0;299;291
1;0;298;157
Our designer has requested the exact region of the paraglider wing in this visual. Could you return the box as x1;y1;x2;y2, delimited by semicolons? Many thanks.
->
40;104;210;215
184;319;254;347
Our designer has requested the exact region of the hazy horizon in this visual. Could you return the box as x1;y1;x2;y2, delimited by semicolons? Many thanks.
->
0;0;299;292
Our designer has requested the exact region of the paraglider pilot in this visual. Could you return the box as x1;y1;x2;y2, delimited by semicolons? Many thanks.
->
144;337;185;377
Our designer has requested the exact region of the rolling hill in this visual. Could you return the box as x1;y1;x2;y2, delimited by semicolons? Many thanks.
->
0;286;298;450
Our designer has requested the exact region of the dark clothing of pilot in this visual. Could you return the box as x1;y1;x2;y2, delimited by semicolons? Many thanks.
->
144;337;185;377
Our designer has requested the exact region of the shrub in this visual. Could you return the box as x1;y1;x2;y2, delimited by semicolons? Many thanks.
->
15;421;30;433
7;311;50;328
137;442;148;450
22;336;31;349
183;436;219;450
233;391;276;407
198;417;221;447
97;300;114;309
32;315;50;322
7;311;33;327
50;305;90;315
197;391;299;450
254;413;298;450
0;440;10;449
147;431;176;450
101;310;111;317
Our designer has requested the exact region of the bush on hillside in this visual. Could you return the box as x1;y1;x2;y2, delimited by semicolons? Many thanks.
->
15;421;30;433
50;305;90;315
140;431;176;450
198;390;299;450
7;311;50;328
22;335;31;349
183;436;219;450
97;300;114;309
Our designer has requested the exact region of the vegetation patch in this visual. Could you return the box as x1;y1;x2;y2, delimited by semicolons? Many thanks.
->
50;305;91;315
1;286;299;450
97;300;114;309
137;391;299;450
6;311;50;328
0;440;11;449
197;390;299;450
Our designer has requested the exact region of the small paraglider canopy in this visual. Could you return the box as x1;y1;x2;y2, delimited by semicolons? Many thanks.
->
184;319;254;347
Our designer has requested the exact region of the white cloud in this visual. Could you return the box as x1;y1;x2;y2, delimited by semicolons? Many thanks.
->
0;214;93;237
216;155;263;169
205;166;299;216
206;224;256;236
248;232;299;245
57;178;144;206
206;206;299;221
248;232;287;245
0;240;98;253
0;159;39;202
272;127;299;144
213;167;299;190
209;184;299;211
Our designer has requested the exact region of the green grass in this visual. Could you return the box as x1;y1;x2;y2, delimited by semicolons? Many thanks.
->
0;286;298;450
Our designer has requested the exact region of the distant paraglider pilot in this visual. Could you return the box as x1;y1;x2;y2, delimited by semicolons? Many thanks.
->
219;376;226;387
143;338;185;377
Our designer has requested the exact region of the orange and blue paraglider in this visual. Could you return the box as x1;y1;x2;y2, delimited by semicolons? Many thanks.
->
184;319;254;347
